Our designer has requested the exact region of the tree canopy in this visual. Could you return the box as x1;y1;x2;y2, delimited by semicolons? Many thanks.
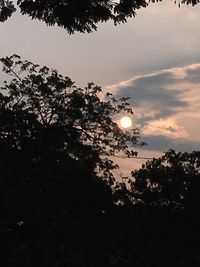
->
0;54;141;181
1;55;200;266
0;55;142;265
0;0;199;33
130;149;200;211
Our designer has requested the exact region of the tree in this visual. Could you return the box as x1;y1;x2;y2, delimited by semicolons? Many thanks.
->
0;54;141;180
0;0;198;34
0;0;147;33
0;54;141;265
130;149;200;211
119;150;200;267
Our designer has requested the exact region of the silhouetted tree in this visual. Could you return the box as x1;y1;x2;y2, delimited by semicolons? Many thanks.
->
130;149;200;211
0;54;141;181
2;55;200;266
0;0;198;33
124;149;200;267
0;54;141;266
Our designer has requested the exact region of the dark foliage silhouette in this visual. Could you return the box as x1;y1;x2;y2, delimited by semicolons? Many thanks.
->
0;54;141;182
1;55;200;266
0;55;141;266
127;149;200;266
0;0;199;33
0;0;15;22
0;0;147;33
130;149;200;211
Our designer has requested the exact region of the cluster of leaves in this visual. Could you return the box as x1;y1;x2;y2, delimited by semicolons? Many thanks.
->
130;149;200;211
0;54;141;184
0;0;148;33
1;0;199;33
0;0;15;22
0;55;143;265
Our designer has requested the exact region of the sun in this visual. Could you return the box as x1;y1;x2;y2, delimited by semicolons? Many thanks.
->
120;116;132;129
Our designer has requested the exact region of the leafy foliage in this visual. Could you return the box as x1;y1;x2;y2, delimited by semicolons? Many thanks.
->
1;56;200;265
0;54;142;265
0;0;148;33
0;0;199;33
130;149;200;211
0;0;15;22
0;54;141;183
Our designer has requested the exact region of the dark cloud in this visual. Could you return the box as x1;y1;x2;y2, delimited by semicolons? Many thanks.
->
184;66;200;83
116;72;186;108
141;135;200;152
132;72;176;88
166;126;177;133
115;71;188;125
113;67;200;153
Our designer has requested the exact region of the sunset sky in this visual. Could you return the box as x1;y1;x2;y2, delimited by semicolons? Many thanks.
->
1;1;200;172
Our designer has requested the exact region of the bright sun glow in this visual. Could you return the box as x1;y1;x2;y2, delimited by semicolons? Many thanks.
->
120;116;132;129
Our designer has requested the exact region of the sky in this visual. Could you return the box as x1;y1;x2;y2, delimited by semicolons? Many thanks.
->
1;1;200;172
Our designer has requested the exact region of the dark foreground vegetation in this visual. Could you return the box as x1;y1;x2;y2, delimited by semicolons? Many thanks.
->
0;55;200;266
0;0;199;33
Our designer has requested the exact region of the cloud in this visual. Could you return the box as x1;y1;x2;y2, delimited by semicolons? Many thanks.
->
113;70;188;124
1;1;200;87
142;117;189;139
184;64;200;83
106;64;200;152
142;135;200;152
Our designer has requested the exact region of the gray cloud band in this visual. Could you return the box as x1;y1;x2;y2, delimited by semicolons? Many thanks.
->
112;65;200;152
